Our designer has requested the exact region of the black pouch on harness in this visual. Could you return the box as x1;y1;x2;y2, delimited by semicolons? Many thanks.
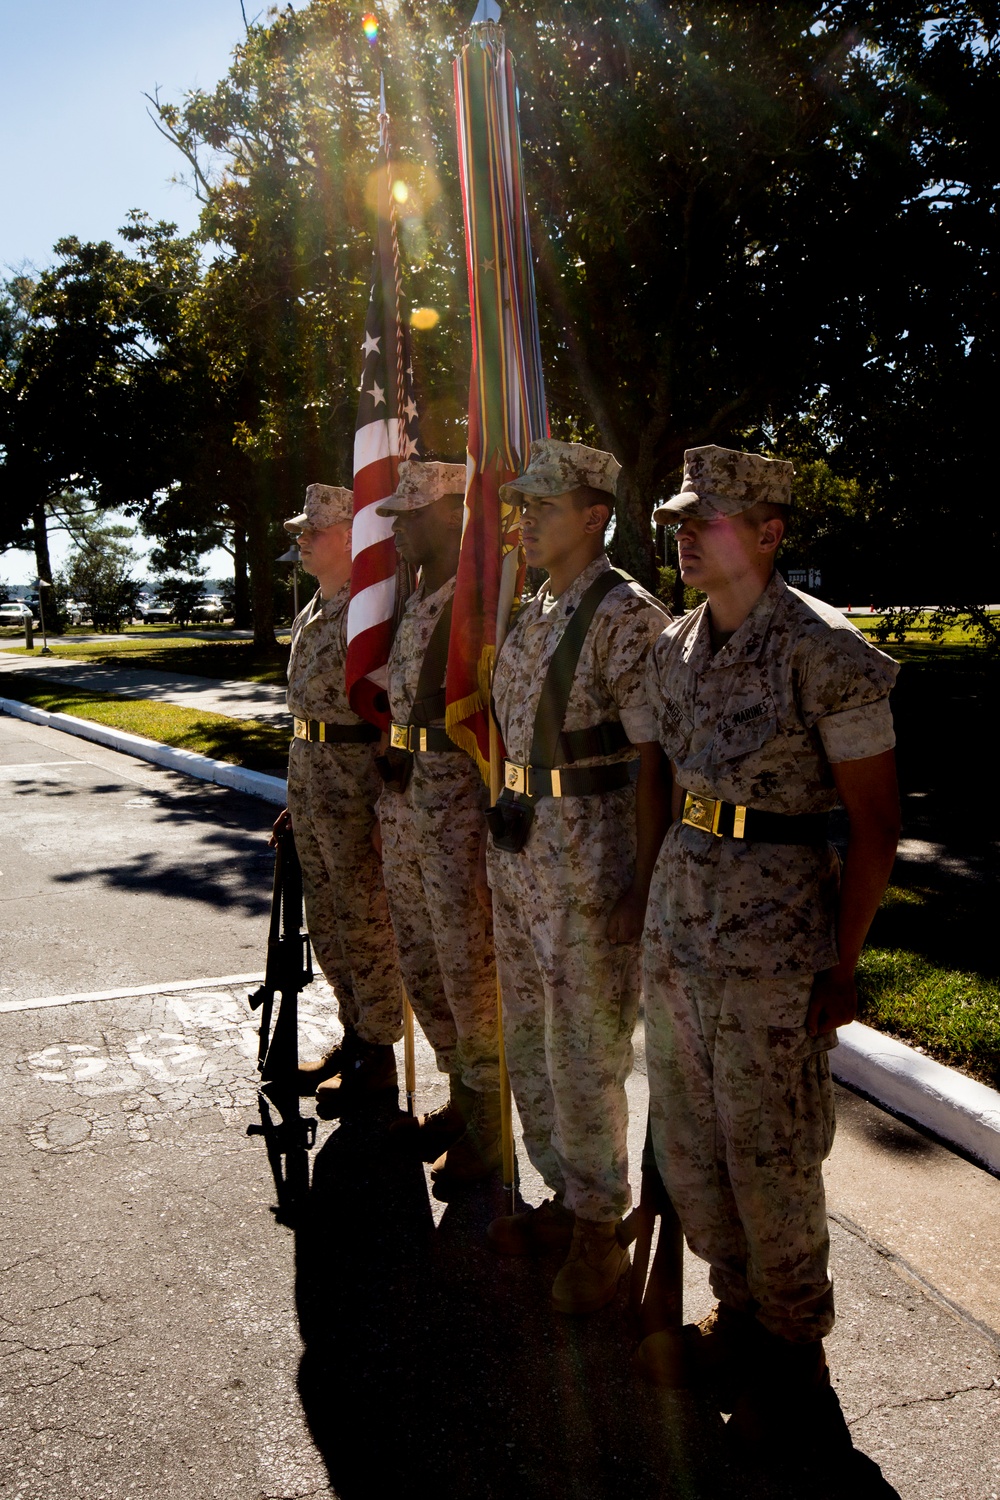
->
486;795;535;853
375;747;413;793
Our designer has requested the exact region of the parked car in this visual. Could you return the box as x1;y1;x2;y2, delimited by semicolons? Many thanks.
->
0;602;35;626
64;600;90;625
138;600;175;624
190;596;226;622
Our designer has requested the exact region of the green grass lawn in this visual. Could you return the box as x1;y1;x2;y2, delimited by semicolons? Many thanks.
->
1;632;291;684
853;612;996;655
858;885;1000;1089
0;673;290;774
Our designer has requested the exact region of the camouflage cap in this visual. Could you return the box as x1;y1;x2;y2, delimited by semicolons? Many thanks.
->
375;460;467;517
284;483;354;534
652;445;794;523
499;439;621;505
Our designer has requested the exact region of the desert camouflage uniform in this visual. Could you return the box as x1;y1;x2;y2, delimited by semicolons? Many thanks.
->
286;584;402;1046
643;571;898;1339
377;575;498;1090
489;556;668;1222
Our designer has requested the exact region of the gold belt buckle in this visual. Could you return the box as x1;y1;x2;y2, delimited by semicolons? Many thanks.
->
681;791;748;838
682;791;722;836
504;760;529;796
293;717;307;741
389;723;412;752
418;728;428;752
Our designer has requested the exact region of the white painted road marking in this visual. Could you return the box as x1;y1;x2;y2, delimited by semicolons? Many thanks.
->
0;972;266;1014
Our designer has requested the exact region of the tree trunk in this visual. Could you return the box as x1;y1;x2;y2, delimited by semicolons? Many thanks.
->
609;469;657;592
232;527;251;629
246;504;275;648
32;503;52;583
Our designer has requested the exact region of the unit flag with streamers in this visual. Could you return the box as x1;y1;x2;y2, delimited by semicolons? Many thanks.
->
445;10;548;779
345;85;421;729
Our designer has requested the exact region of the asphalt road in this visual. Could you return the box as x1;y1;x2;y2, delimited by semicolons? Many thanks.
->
2;710;999;1500
0;715;275;1001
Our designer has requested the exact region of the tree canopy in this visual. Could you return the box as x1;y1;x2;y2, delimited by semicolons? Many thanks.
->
1;1;995;620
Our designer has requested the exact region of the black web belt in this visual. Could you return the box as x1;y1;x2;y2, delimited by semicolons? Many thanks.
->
293;717;379;744
500;760;632;801
388;722;454;754
680;790;829;845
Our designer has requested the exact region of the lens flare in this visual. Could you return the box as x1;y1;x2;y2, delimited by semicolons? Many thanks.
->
410;307;440;330
362;13;378;44
391;180;409;204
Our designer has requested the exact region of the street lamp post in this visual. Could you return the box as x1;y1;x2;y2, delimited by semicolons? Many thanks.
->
276;542;301;621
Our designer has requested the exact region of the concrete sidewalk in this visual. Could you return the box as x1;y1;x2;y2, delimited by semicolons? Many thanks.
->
0;647;290;723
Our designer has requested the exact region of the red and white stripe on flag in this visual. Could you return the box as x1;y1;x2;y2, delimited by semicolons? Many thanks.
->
345;109;421;729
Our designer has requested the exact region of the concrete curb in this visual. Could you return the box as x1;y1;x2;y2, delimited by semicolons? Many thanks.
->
833;1020;1000;1176
0;696;288;805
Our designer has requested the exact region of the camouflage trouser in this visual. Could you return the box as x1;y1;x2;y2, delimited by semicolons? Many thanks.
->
287;741;402;1047
643;944;836;1342
377;764;498;1092
488;787;640;1222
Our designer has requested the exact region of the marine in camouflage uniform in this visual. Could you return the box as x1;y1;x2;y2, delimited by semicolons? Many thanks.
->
283;484;402;1111
374;461;500;1188
642;445;900;1452
486;440;670;1314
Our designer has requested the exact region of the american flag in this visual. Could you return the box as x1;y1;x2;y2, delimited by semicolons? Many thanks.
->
345;107;421;729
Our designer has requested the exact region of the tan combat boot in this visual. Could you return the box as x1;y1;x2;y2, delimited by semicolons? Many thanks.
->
389;1074;466;1161
670;1301;763;1409
551;1217;630;1315
429;1080;501;1192
315;1039;397;1119
487;1197;575;1256
296;1030;356;1096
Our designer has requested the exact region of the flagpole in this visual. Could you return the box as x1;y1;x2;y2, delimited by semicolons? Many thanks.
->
378;69;420;1121
450;4;546;1212
489;707;516;1206
402;982;416;1116
345;52;422;1118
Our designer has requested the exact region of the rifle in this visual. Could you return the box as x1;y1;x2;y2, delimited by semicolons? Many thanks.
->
246;827;316;1215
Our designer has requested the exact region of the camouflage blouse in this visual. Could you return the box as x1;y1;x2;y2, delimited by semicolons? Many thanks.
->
646;571;898;977
287;584;359;724
493;555;669;768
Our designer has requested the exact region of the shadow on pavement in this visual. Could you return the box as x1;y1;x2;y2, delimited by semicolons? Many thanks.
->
289;1108;899;1500
44;786;275;915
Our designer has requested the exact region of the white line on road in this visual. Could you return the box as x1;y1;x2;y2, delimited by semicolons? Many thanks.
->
0;972;266;1014
0;761;71;774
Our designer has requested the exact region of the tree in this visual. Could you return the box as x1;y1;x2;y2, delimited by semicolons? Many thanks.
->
505;2;999;588
4;2;994;625
63;524;143;633
147;2;470;642
0;218;203;583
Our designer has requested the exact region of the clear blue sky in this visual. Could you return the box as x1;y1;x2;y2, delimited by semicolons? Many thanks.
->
0;0;282;273
1;0;309;585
